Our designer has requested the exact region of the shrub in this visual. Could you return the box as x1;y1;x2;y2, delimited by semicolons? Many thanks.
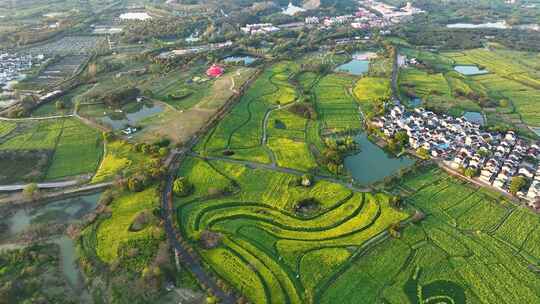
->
173;177;193;197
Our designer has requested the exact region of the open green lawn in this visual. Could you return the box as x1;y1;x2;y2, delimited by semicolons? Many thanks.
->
176;157;408;303
321;167;540;304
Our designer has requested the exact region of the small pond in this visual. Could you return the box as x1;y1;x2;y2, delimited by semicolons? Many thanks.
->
409;97;422;108
223;55;258;65
463;111;485;126
335;52;374;76
99;101;164;130
344;133;415;185
454;65;489;76
335;59;369;76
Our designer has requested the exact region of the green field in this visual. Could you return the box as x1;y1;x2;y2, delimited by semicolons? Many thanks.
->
95;187;161;263
91;139;156;183
442;49;540;125
353;77;391;117
0;118;102;181
321;167;540;304
399;48;540;128
176;157;408;303
312;74;361;133
0;121;16;137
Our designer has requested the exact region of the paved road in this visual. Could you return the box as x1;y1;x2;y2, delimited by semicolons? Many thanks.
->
0;180;112;192
189;152;371;192
0;114;74;121
161;152;237;304
0;180;80;191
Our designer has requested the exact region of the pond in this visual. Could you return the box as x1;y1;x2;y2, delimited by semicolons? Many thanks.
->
463;111;485;126
409;97;422;108
454;65;489;76
335;59;369;76
1;192;101;290
531;127;540;137
223;55;258;65
5;193;101;237
344;133;415;185
99;101;164;130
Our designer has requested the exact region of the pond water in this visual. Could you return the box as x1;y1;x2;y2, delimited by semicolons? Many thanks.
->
344;133;415;185
100;102;164;130
409;97;422;107
1;193;101;291
454;65;489;76
335;59;369;76
223;55;257;65
463;111;485;126
5;193;101;237
531;127;540;137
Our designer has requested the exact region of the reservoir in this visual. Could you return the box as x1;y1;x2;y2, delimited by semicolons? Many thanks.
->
344;133;415;185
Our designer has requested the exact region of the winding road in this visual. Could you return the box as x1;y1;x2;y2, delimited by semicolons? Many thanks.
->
161;152;237;304
189;152;371;192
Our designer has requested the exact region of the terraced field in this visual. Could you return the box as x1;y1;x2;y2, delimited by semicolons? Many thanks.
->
322;167;540;304
197;63;299;157
196;62;357;171
175;157;409;304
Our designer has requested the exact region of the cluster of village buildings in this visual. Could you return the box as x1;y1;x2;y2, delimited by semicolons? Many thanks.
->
0;53;45;89
241;1;424;36
305;1;423;29
373;105;540;210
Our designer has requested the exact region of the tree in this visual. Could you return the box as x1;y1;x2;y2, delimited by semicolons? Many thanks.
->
127;177;144;192
301;174;312;187
394;131;409;146
416;147;429;160
173;177;192;197
158;147;169;157
509;176;527;195
102;131;115;142
55;100;65;110
23;183;39;200
464;167;478;178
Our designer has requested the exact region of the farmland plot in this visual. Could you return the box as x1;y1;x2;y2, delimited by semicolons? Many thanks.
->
322;167;540;304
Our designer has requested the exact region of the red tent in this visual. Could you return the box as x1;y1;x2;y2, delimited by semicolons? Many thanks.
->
206;64;224;78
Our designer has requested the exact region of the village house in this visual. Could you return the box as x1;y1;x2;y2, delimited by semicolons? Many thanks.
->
375;104;540;204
